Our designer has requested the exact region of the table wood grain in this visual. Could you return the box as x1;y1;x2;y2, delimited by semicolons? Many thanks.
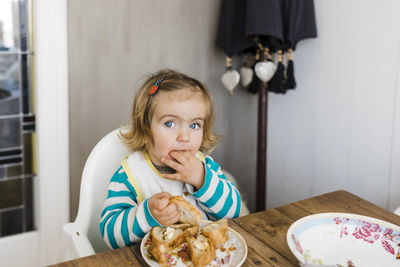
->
52;190;400;266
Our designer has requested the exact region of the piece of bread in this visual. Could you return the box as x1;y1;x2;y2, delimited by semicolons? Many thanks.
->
182;224;199;238
187;235;216;267
170;223;199;240
200;219;229;246
148;224;199;266
169;196;202;226
148;226;186;265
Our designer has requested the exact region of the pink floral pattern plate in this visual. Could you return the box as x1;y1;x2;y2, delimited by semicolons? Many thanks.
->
287;213;400;266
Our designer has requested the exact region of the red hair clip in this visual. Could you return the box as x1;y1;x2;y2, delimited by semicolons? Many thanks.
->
149;77;165;95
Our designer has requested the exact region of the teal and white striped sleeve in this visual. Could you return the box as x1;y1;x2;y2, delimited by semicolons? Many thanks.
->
99;166;161;249
192;156;242;220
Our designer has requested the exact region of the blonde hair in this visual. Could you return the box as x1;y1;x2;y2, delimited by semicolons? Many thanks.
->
120;69;220;154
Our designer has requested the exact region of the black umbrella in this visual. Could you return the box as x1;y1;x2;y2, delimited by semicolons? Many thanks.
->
216;0;317;93
216;0;253;57
216;0;317;211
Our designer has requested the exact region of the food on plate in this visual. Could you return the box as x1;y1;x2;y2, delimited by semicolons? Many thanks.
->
146;195;233;266
169;196;202;226
187;234;216;267
201;219;229;246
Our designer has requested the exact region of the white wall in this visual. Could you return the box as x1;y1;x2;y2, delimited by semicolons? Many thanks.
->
68;0;400;218
267;0;400;212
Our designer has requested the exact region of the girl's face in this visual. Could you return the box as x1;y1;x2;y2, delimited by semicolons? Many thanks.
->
147;89;207;166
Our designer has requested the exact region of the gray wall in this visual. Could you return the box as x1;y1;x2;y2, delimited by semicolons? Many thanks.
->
68;0;400;221
68;0;258;219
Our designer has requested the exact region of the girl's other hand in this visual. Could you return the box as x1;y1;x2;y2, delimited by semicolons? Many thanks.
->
148;192;180;226
161;151;205;190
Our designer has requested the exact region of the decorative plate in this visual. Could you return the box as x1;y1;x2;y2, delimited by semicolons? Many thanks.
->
287;213;400;266
141;222;247;267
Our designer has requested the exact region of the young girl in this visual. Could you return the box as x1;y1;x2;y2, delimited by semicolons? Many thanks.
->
99;69;242;249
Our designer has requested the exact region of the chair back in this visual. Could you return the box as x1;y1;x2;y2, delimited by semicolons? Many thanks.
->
74;128;131;253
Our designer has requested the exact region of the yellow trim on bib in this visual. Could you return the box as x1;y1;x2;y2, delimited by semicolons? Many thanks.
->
122;156;144;203
196;151;205;163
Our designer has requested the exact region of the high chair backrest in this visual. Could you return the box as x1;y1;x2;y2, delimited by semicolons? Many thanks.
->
73;127;131;253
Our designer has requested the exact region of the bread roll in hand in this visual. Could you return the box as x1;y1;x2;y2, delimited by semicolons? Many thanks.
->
169;196;202;226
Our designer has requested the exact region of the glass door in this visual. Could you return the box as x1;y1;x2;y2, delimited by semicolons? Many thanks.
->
0;0;35;239
0;1;39;266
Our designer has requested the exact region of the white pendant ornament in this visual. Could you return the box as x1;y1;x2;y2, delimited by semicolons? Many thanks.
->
240;67;254;87
221;70;240;96
254;61;277;83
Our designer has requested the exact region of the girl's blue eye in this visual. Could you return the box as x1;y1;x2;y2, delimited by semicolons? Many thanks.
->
190;123;200;129
165;121;175;127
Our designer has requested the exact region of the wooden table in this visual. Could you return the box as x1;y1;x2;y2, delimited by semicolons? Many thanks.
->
53;190;400;266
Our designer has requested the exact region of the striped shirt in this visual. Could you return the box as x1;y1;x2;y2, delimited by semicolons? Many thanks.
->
99;151;241;249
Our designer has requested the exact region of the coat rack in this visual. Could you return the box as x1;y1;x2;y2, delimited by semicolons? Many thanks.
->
216;0;317;212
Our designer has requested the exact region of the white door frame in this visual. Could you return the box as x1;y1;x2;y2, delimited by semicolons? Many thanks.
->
35;0;70;265
0;0;70;266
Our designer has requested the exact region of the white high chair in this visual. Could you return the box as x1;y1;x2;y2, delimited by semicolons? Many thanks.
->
60;127;249;262
60;128;131;261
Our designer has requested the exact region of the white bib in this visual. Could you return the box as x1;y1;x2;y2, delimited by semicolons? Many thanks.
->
122;151;208;220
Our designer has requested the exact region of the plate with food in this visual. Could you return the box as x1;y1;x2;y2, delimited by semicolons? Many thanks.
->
287;212;400;266
140;196;247;267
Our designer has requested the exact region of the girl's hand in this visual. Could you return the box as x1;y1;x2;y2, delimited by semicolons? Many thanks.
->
161;151;205;190
148;192;180;226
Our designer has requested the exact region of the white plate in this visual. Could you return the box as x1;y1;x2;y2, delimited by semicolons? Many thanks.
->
287;213;400;266
141;222;247;267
